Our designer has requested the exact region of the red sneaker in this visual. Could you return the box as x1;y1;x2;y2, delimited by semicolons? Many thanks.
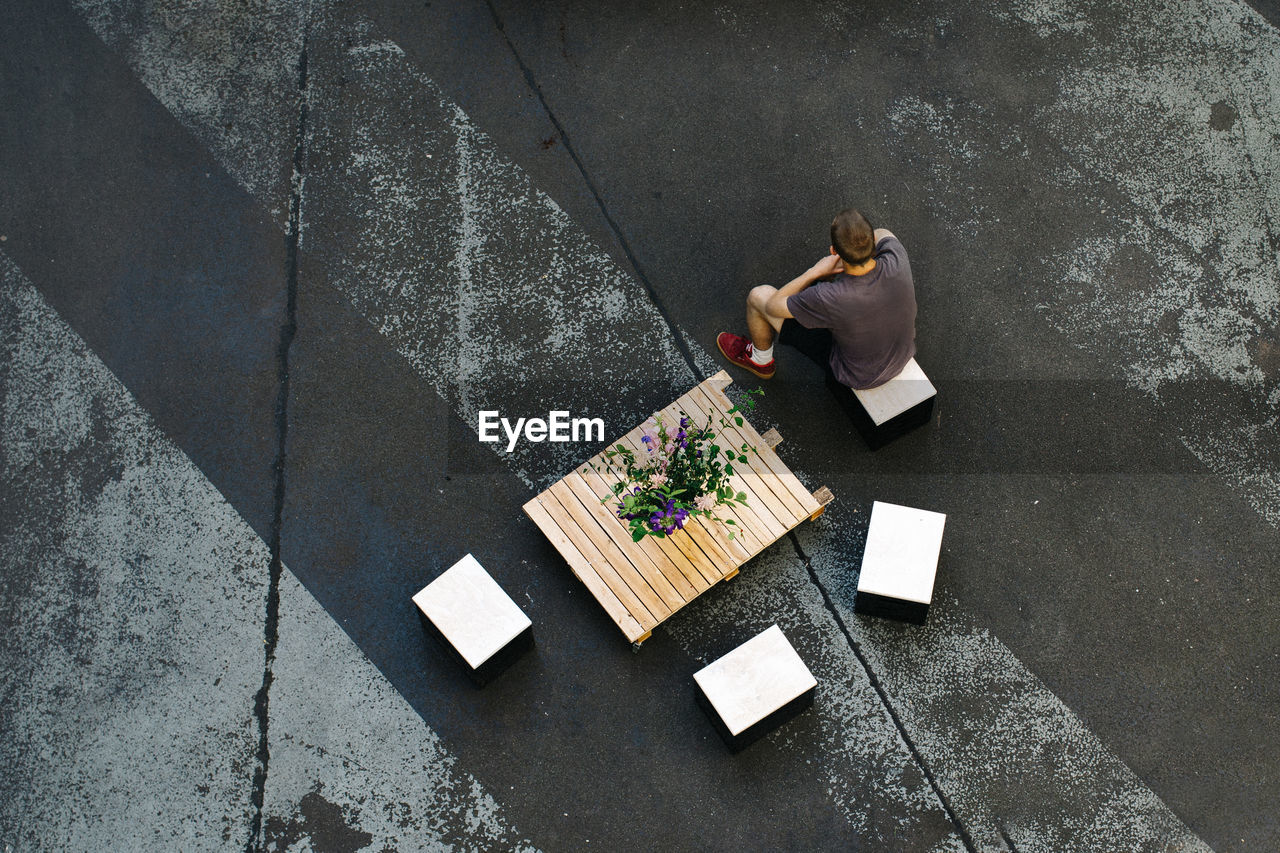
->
717;332;775;379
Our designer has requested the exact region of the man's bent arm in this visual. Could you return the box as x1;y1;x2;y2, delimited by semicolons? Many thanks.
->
873;228;896;244
765;254;843;318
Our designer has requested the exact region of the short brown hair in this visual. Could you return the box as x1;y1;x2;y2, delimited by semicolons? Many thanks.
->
830;208;875;265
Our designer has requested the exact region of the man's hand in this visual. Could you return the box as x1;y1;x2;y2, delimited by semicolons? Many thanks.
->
808;253;845;280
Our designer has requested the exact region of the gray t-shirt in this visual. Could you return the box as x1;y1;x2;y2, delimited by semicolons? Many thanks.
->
786;235;916;390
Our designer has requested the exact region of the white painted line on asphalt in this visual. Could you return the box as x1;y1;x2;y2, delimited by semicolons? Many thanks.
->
798;519;1212;853
0;255;261;850
0;257;537;852
265;563;538;851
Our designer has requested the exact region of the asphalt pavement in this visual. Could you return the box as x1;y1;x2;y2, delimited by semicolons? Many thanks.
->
2;1;1278;851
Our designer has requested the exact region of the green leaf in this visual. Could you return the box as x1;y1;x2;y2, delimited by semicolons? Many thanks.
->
735;416;744;426
727;531;736;540
725;464;734;476
725;518;736;525
631;528;646;542
736;491;747;502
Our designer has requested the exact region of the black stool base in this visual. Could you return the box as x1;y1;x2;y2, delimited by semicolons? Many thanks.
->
419;608;534;687
827;375;935;450
696;683;815;752
855;590;929;625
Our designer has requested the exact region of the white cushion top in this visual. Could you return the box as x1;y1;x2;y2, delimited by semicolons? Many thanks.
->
857;501;946;604
693;625;817;736
852;358;936;426
412;554;531;669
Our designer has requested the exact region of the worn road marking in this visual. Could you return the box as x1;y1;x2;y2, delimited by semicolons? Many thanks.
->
0;257;536;852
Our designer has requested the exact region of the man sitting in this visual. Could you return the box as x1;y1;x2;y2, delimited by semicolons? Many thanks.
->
717;208;916;390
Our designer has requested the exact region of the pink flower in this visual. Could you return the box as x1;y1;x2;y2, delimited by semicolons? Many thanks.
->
640;416;660;452
694;494;716;512
651;473;669;487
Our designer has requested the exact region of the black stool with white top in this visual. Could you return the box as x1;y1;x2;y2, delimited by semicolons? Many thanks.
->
829;358;936;449
693;624;817;752
855;501;947;625
413;553;533;686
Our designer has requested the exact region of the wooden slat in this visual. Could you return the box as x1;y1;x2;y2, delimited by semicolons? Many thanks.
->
657;514;731;585
652;395;776;554
810;486;835;520
522;496;649;640
684;385;811;522
611;427;754;567
679;386;801;532
701;381;822;516
528;491;663;628
546;479;682;615
705;369;733;394
561;472;702;601
694;381;817;516
575;464;719;590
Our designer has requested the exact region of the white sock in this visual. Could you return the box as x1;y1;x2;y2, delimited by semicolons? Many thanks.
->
750;342;774;365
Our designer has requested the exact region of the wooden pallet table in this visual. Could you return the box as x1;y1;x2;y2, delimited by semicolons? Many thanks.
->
523;370;834;649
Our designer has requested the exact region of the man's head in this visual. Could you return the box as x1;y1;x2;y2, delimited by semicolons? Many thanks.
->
830;208;876;266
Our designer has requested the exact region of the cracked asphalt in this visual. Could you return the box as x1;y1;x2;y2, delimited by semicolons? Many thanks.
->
2;1;1278;851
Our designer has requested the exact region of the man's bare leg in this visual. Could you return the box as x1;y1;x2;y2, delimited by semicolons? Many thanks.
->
746;285;785;348
720;251;844;379
716;285;783;379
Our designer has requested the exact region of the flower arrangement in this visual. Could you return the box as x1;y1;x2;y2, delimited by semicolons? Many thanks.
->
585;391;762;542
